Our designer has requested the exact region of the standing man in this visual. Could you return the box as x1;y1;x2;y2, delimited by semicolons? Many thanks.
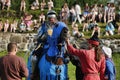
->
74;2;82;25
0;42;28;80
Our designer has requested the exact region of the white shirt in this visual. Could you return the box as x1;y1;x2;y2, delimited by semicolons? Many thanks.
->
75;4;81;15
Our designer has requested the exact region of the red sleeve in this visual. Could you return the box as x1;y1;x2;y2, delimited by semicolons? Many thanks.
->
100;55;106;80
67;43;84;57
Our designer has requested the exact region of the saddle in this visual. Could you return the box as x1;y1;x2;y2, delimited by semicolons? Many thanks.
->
46;54;64;65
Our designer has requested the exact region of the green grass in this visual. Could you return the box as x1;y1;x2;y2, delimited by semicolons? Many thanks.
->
112;53;120;80
0;51;120;80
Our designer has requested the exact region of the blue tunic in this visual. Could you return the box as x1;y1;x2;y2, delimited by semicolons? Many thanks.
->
105;58;116;80
38;21;68;80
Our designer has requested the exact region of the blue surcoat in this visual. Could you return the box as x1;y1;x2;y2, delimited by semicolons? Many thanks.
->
38;22;68;80
27;21;68;80
105;58;116;80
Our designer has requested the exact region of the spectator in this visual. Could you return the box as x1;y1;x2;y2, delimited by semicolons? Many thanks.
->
104;3;111;23
111;19;119;29
61;3;70;24
83;3;90;20
82;20;88;32
31;0;39;10
19;20;26;32
40;0;46;11
4;0;11;10
66;36;105;80
33;19;40;31
0;20;3;32
88;20;98;30
4;19;9;32
20;0;26;12
91;24;101;37
105;22;115;36
108;3;116;21
72;24;84;38
118;25;120;35
23;13;33;31
10;19;18;33
69;6;76;26
0;0;4;10
102;46;116;80
98;4;104;22
0;42;28;80
91;4;98;21
39;12;45;24
74;2;82;24
47;0;54;11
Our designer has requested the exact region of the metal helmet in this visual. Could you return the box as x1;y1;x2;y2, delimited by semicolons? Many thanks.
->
47;10;57;18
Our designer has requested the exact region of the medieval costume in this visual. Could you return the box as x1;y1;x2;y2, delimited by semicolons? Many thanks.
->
66;36;106;80
27;10;69;80
102;46;116;80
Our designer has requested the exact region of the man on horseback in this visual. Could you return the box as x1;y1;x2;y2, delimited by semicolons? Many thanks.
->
27;10;69;80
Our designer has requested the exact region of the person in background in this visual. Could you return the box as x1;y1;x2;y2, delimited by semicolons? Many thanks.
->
39;12;45;24
4;19;9;32
10;19;18;33
0;42;28;80
98;4;104;22
105;22;115;36
102;46;116;80
69;6;76;26
20;0;26;12
104;2;110;23
33;19;40;31
83;3;90;20
118;25;120;35
82;19;88;32
0;20;3;32
74;2;82;24
19;20;26;32
66;36;106;80
30;0;39;10
23;13;33;31
40;0;46;11
61;3;70;24
72;23;84;38
4;0;11;10
48;0;54;11
91;24;101;37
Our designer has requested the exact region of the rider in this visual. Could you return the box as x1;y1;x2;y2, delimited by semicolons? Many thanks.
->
27;10;69;80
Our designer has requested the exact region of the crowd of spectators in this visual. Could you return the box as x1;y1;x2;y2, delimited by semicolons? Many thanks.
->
0;0;120;37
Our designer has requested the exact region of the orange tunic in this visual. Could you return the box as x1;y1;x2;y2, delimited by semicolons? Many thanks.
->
67;44;105;80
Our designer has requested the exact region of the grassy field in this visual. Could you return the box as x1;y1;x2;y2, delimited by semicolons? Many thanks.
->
0;51;120;80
